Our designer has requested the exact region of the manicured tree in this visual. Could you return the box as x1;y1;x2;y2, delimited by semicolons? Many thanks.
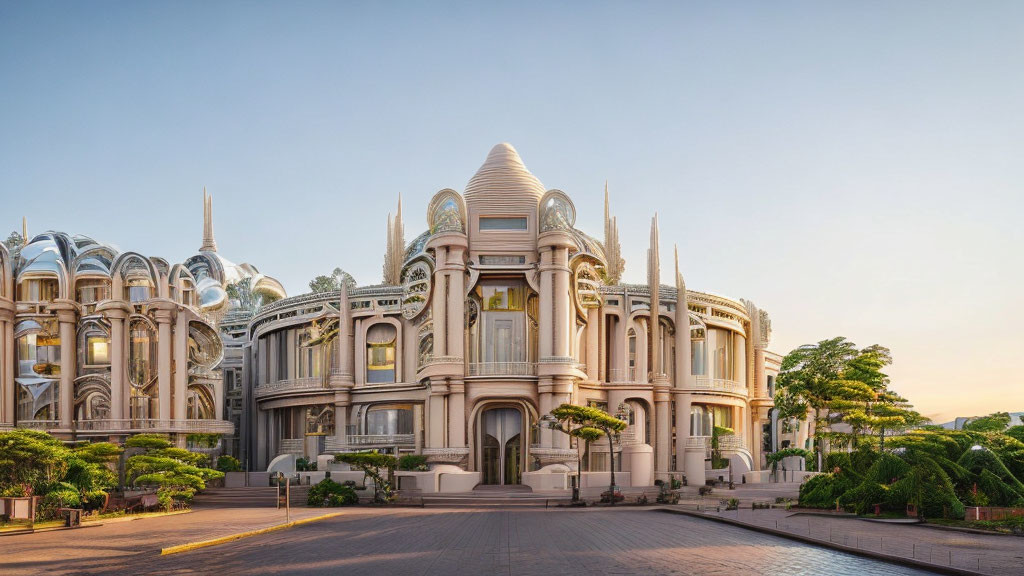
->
125;434;224;508
335;452;398;503
545;413;604;502
549;404;627;504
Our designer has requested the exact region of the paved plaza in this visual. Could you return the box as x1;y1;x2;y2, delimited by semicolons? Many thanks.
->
2;503;955;576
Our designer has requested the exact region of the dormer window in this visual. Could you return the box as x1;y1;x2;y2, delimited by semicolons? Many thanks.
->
77;279;110;305
479;217;527;231
17;278;58;302
125;278;152;303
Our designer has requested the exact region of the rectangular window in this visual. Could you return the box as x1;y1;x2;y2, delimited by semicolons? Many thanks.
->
481;285;526;311
479;217;527;231
479;255;526;265
128;285;151;303
86;335;110;365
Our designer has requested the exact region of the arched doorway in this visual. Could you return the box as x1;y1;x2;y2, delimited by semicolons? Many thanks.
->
480;407;522;485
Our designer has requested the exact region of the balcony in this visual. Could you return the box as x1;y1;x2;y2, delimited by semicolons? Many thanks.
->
692;377;748;396
324;434;416;452
15;419;60;430
717;434;748;452
467;362;537;377
69;419;235;434
254;377;330;399
607;368;637;382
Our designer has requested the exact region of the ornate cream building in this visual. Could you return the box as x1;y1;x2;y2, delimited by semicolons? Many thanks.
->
0;144;781;489
0;191;285;448
246;144;781;490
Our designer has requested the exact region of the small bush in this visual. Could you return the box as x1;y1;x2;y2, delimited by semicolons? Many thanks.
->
398;454;428;471
308;479;358;507
217;455;242;472
296;457;318;472
726;498;740;510
125;434;173;450
698;485;713;496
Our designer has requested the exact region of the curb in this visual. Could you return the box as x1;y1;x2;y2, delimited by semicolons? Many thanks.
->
159;512;347;556
653;507;980;576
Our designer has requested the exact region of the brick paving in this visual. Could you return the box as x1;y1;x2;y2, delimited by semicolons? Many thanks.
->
3;485;1018;576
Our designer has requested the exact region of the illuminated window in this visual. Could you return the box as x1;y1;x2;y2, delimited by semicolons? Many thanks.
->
366;404;413;435
481;285;526;311
366;324;397;384
86;335;110;365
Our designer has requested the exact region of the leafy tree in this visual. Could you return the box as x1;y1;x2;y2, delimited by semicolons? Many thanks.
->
775;337;859;469
309;267;357;293
0;429;71;496
964;412;1012;433
549;404;627;504
335;452;397;503
125;435;223;507
2;230;24;253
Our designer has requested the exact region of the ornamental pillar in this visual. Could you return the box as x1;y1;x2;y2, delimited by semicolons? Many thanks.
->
336;285;354;385
333;390;350;447
153;304;174;421
431;247;448;356
538;378;553;447
427;378;448;448
673;392;692;475
654;388;671;477
174;312;188;420
446;247;465;360
51;302;78;429
538;249;553;359
447;379;465;447
553;247;570;358
585;307;599;381
108;310;126;420
0;302;14;424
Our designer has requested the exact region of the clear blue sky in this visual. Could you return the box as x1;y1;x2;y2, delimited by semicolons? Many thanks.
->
2;1;1022;422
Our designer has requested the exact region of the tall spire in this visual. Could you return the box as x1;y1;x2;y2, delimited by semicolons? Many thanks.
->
21;216;28;246
602;181;625;284
673;243;691;389
200;187;218;252
648;214;661;380
382;195;405;284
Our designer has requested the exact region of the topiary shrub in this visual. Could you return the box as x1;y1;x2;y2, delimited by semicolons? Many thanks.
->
217;455;242;472
125;434;173;450
307;479;358;507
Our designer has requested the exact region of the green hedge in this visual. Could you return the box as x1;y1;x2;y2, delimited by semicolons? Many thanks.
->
307;479;358;507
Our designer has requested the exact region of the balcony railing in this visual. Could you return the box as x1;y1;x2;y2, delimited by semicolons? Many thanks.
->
717;434;748;452
466;362;537;377
71;419;235;434
324;434;416;451
254;377;328;398
16;419;60;430
693;377;748;395
278;438;304;455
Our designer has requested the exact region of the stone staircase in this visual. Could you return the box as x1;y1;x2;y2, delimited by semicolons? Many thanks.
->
194;486;310;508
420;485;572;508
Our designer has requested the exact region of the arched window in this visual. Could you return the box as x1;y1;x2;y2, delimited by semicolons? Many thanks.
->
128;317;158;419
80;322;111;367
15;319;60;422
627;328;637;379
75;380;110;421
691;328;706;376
690;405;712;437
366;324;397;384
186;385;216;419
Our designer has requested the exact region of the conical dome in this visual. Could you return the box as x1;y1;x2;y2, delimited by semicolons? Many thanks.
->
464;143;545;214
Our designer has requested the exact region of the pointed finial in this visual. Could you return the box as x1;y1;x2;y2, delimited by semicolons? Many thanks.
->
21;216;28;246
200;187;218;252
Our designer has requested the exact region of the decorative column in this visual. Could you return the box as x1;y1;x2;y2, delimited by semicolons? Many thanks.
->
427;378;448;448
51;301;78;429
98;301;131;421
672;246;692;473
553;247;571;358
448;379;465;447
431;247;447;356
585;307;599;380
336;284;354;385
0;301;14;424
153;303;174;421
538;248;553;359
333;390;350;448
654;387;671;476
174;312;188;420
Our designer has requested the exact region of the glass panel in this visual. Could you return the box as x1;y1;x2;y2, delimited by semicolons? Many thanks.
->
86;335;110;365
479;217;527;231
691;337;706;376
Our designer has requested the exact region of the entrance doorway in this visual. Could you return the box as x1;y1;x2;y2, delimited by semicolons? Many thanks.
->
481;407;522;485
